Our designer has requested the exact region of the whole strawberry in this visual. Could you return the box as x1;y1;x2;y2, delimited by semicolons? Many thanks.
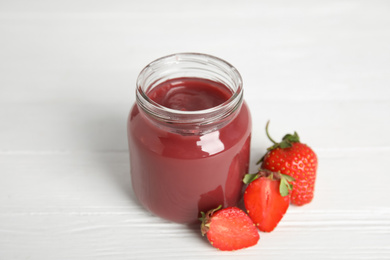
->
200;206;259;251
258;121;318;206
243;169;294;232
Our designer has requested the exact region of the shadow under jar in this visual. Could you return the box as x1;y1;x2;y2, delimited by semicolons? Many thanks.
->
128;53;252;223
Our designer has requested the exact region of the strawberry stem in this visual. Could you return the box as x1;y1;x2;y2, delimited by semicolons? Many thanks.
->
243;170;295;197
265;120;278;145
200;205;222;236
256;121;279;164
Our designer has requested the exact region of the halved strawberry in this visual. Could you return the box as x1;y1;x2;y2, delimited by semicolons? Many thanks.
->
243;169;294;232
200;206;259;251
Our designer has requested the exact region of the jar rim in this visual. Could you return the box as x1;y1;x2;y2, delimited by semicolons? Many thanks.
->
136;52;243;126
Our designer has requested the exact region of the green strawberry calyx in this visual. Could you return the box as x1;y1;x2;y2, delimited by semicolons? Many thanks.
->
199;205;222;236
243;169;295;197
257;120;300;164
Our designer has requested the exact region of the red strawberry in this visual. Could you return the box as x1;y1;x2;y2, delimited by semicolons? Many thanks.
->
243;169;294;232
200;206;259;251
258;121;318;206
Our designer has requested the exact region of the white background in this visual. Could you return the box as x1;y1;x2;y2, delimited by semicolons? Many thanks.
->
1;0;389;259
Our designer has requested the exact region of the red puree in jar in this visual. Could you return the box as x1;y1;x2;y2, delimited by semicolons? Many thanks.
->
128;77;251;223
148;78;230;111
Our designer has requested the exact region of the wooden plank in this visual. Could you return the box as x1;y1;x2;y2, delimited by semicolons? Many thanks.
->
0;150;389;259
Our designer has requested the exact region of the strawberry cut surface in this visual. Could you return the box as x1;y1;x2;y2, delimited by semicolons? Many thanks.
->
244;177;290;232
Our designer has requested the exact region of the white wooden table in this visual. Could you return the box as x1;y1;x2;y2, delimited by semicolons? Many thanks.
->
1;1;389;259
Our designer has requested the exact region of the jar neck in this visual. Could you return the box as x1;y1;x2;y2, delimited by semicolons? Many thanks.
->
136;53;243;135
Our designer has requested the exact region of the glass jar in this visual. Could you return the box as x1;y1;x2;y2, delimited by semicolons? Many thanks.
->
127;53;251;223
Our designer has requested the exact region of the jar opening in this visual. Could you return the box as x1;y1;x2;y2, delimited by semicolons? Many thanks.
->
136;53;243;132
